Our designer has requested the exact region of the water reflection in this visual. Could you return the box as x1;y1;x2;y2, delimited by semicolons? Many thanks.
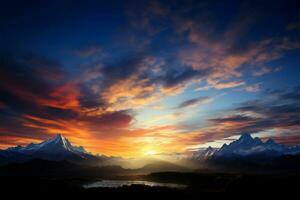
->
83;180;187;189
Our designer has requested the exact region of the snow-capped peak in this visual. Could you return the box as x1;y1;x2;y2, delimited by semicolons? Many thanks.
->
192;133;300;160
206;146;213;151
6;134;89;157
235;133;262;145
53;134;64;142
239;133;253;141
1;134;102;164
192;146;218;159
44;134;73;150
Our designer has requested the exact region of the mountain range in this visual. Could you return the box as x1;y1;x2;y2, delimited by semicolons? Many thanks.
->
1;133;300;172
192;133;300;160
0;134;188;173
0;134;105;165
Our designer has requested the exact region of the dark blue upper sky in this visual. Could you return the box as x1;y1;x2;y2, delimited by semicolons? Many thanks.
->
0;0;299;156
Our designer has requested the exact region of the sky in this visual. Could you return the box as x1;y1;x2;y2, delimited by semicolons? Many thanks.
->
0;0;299;157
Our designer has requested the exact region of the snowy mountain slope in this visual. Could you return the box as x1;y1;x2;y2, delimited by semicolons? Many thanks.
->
0;134;105;165
192;133;300;160
192;146;218;160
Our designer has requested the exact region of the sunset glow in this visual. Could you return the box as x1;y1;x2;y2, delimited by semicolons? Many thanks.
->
0;0;299;158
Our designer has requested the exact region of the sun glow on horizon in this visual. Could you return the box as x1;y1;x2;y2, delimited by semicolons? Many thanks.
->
144;149;158;156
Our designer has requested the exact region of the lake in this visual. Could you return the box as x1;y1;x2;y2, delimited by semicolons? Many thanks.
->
82;180;187;189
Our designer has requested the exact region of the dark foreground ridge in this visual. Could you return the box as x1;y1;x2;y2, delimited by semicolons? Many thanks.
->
0;160;299;199
0;171;299;199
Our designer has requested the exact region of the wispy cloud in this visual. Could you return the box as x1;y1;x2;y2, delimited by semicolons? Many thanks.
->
243;83;261;92
176;96;212;109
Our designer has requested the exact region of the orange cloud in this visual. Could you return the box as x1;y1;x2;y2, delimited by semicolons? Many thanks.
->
47;82;80;109
102;77;159;111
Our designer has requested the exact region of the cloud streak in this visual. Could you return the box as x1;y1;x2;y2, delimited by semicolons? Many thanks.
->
177;96;212;109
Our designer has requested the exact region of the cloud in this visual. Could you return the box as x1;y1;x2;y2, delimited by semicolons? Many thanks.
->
0;53;197;155
94;56;163;110
77;55;210;111
107;0;300;112
243;83;261;92
0;54;137;153
179;36;299;85
195;80;245;91
160;67;205;89
168;2;300;89
177;96;212;109
252;66;272;76
266;135;300;146
186;86;300;146
0;55;73;110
